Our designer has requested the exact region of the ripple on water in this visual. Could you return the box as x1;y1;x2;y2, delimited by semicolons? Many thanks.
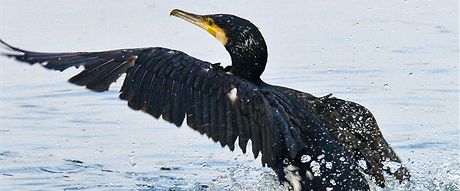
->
0;151;19;160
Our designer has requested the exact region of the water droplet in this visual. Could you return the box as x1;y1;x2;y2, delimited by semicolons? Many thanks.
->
301;155;312;163
327;69;332;74
330;179;337;185
370;82;375;86
115;120;120;128
317;154;325;160
409;72;414;77
325;162;333;169
346;87;351;91
310;161;321;177
399;104;408;111
129;151;137;167
376;46;380;51
383;84;390;90
358;160;367;169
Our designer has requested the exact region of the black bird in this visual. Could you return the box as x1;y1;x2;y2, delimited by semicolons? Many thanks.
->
1;9;409;191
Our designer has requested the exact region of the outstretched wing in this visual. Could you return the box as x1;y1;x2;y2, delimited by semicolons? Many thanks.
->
1;40;146;92
323;98;410;186
1;40;301;167
272;86;409;188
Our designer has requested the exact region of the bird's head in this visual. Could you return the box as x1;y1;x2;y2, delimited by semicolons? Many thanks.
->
171;9;267;80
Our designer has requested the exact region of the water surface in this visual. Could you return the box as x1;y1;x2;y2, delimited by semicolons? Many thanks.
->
1;0;458;190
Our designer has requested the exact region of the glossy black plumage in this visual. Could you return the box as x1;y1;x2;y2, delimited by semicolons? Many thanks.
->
0;10;409;191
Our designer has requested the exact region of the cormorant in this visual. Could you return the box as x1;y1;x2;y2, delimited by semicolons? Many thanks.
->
0;9;409;191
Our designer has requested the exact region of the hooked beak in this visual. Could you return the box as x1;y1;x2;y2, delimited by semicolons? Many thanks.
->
170;9;203;25
169;9;203;25
170;9;228;45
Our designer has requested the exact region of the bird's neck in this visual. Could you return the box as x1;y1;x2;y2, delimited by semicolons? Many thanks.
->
227;41;268;81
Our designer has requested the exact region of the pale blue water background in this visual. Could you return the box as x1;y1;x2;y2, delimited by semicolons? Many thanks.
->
0;0;458;190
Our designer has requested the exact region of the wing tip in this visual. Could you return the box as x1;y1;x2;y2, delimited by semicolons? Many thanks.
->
0;39;26;53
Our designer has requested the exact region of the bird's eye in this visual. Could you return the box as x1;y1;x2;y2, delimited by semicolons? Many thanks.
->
208;18;214;25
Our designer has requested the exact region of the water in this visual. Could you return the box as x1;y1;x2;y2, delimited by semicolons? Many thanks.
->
0;0;458;190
